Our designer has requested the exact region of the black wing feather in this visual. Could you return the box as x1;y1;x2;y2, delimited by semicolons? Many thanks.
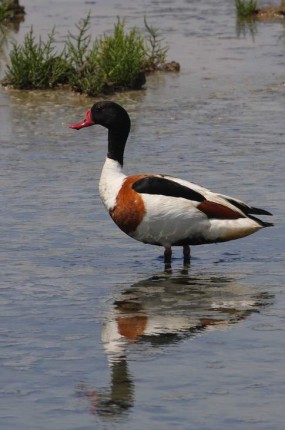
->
132;176;205;202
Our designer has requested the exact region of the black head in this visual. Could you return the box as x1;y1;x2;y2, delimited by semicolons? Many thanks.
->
91;101;131;131
69;101;131;132
69;101;131;166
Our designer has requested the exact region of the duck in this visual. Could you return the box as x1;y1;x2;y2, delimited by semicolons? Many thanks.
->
69;101;273;269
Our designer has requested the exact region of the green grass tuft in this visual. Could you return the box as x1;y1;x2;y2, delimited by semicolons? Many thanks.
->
4;27;71;89
65;16;146;96
96;18;145;89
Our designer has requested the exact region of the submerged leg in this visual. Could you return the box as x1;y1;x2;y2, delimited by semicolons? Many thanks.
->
183;245;191;266
164;246;172;271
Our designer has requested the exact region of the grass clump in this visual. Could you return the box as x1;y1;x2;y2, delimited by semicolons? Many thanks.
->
64;13;103;95
96;19;145;89
235;0;258;18
3;27;71;89
66;16;146;96
143;17;168;71
2;14;175;94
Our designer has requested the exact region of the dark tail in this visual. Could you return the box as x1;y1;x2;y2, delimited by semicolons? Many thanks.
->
248;206;272;216
247;214;274;228
225;198;273;227
248;207;274;227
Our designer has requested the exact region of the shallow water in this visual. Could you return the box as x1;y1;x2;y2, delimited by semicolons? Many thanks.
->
1;1;285;429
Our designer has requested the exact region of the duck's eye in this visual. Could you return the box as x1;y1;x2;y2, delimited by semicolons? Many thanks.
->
95;105;104;112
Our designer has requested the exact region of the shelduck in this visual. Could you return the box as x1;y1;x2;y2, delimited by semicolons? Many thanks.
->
69;101;273;269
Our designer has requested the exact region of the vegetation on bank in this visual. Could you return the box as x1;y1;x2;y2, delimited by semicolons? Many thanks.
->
235;0;285;20
0;1;12;22
0;0;24;23
235;0;258;19
2;14;179;95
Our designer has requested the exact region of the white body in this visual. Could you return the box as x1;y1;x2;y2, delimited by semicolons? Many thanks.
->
99;158;263;247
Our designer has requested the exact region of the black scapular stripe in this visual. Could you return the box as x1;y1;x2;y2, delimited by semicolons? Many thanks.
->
132;176;205;202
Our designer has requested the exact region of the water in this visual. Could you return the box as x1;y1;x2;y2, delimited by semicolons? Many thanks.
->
1;1;285;429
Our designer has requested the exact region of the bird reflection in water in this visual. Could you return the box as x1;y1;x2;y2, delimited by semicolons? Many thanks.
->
77;270;272;418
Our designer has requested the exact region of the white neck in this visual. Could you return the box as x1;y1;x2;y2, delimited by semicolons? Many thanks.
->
99;158;126;211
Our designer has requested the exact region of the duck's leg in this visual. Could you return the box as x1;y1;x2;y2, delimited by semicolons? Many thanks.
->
183;245;191;266
164;245;172;271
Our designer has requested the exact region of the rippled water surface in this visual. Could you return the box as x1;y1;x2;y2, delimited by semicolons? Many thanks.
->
1;1;285;429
